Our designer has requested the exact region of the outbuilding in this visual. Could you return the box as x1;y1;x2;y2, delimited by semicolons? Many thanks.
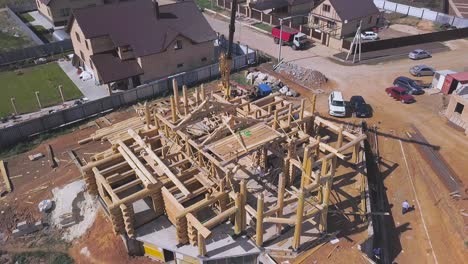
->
431;70;456;90
441;72;468;95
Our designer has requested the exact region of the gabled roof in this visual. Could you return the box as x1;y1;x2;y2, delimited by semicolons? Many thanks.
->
70;0;217;57
317;0;380;21
91;53;143;83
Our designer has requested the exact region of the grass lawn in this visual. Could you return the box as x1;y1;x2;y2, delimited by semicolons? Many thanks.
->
253;23;273;32
0;31;32;52
19;12;35;22
0;62;82;117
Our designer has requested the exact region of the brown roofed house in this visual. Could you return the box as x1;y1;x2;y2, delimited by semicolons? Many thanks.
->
309;0;380;46
68;0;217;90
36;0;107;27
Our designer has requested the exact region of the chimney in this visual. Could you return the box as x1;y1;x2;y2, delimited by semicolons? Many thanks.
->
153;0;160;20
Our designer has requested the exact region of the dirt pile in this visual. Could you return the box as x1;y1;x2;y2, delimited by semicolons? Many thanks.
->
275;62;328;89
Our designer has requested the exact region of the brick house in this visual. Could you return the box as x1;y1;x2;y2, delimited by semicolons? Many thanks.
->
67;0;217;90
36;0;106;27
308;0;380;47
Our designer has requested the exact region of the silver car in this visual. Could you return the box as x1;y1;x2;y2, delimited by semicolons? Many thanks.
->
408;49;431;60
409;65;435;77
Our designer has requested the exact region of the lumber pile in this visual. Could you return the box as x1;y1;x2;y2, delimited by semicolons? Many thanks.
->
78;116;146;145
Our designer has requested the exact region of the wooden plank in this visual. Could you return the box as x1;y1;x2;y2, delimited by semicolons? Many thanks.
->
117;140;157;186
106;170;135;184
264;217;295;225
128;129;189;196
0;160;12;192
92;167;120;203
177;192;227;219
186;213;211;238
67;150;83;172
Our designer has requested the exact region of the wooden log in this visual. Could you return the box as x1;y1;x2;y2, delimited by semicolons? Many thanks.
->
0;160;12;192
46;145;57;168
256;193;264;246
264;216;295;225
292;189;304;251
240;180;247;230
187;213;211;238
198;233;206;256
203;206;237;229
276;172;286;234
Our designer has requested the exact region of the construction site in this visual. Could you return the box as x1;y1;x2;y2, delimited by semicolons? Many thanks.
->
1;0;468;263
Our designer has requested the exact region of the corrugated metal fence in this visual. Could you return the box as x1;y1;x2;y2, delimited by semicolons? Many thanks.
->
0;51;256;149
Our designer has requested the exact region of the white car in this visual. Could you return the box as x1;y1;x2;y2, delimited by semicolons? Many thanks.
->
328;91;346;117
361;31;379;40
408;49;431;60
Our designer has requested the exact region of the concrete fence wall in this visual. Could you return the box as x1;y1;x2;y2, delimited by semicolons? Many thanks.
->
0;51;257;149
374;0;468;28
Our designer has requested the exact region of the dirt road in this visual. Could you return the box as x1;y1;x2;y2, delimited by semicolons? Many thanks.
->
207;14;468;263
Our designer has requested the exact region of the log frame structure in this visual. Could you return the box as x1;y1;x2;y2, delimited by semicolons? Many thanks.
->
79;80;367;259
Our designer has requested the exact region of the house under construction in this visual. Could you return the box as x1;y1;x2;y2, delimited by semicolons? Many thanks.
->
78;79;367;263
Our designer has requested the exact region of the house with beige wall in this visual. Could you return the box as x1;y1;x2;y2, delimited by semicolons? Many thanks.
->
68;0;217;90
445;85;468;135
36;0;106;26
308;0;380;48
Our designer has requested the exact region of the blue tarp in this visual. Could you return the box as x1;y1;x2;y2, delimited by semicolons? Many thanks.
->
258;83;272;95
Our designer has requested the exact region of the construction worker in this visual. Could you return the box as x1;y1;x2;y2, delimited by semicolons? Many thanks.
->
402;200;410;215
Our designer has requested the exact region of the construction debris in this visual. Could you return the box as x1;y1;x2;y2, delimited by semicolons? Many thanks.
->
12;220;44;238
275;62;328;88
28;153;44;161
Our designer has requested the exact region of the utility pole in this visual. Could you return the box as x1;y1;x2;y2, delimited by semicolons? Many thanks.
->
277;15;304;64
10;98;18;115
35;91;42;109
345;20;362;63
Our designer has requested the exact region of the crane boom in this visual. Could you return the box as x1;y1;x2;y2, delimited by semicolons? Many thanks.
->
219;0;238;99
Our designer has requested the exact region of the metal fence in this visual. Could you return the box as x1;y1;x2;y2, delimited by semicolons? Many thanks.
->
5;7;43;45
0;51;257;149
374;0;468;28
0;40;73;67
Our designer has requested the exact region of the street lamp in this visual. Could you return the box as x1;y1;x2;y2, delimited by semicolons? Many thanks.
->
277;15;304;64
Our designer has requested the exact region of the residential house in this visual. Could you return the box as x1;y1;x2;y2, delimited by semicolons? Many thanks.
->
68;0;217;90
445;85;468;135
36;0;106;27
308;0;380;47
248;0;315;14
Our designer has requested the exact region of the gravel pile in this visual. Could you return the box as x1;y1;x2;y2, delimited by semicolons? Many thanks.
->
275;62;328;89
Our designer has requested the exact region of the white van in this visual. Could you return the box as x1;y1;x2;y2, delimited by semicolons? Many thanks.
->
328;91;346;117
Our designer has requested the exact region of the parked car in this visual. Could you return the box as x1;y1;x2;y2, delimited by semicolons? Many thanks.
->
393;76;425;95
361;31;379;40
410;65;435;77
385;86;415;103
349;96;371;117
408;49;431;60
328;91;346;117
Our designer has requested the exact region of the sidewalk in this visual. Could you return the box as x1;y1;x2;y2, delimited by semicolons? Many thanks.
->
58;59;109;100
28;11;54;30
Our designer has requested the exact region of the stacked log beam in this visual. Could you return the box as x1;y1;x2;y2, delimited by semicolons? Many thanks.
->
121;203;135;238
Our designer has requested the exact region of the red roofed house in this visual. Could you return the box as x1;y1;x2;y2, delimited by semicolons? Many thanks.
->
36;0;105;27
67;0;217;90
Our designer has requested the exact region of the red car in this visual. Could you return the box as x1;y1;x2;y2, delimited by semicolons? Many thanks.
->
385;86;415;103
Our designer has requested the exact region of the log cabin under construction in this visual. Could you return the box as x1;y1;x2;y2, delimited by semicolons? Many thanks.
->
78;79;368;263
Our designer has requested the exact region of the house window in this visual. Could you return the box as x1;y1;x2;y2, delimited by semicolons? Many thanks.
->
75;32;81;42
59;8;70;17
201;57;207;62
313;17;319;25
368;16;372;24
177;63;183;68
326;21;336;28
80;50;85;61
174;40;182;50
85;40;89;50
455;103;465;114
322;4;331;12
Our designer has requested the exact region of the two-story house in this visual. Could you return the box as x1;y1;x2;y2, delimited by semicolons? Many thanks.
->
309;0;380;47
36;0;106;27
68;0;217;90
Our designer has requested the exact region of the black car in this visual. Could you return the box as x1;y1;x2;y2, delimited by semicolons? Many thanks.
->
349;96;371;118
393;76;425;95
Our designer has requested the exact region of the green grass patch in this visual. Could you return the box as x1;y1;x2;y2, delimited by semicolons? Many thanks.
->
253;23;273;33
0;62;82;117
13;251;74;264
0;31;32;52
194;0;223;11
19;12;34;22
29;25;53;43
